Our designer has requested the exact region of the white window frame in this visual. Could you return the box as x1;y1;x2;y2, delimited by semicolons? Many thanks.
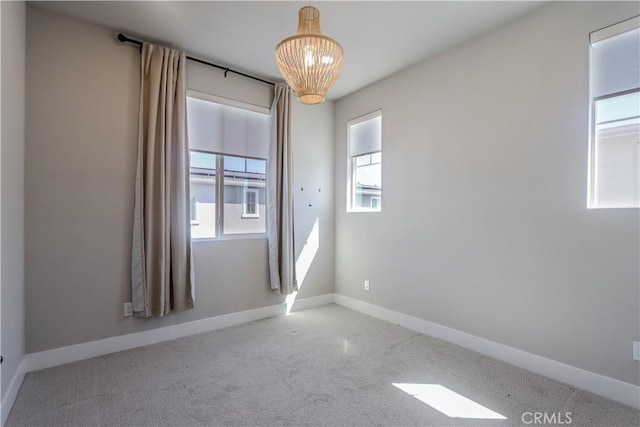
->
187;91;270;240
347;110;383;213
350;151;382;212
242;188;260;218
190;150;267;241
587;16;640;209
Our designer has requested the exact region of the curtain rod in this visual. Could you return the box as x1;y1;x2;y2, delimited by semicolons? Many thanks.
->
117;33;276;87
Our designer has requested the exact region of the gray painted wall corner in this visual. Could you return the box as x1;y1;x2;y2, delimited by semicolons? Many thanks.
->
1;0;26;405
24;6;335;353
333;1;640;387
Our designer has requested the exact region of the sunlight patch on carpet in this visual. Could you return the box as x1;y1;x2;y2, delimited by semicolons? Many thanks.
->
392;383;507;419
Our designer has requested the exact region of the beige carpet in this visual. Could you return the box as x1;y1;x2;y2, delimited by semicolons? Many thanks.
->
6;304;640;426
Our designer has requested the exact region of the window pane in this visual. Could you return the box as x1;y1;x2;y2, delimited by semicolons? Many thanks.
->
371;197;380;210
355;154;371;167
355;161;382;187
224;156;246;172
353;152;382;210
594;91;640;208
596;91;640;125
348;112;382;212
190;151;217;238
191;151;216;169
224;155;266;234
246;158;266;174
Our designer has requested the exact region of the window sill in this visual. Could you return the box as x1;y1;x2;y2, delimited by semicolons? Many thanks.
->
241;214;260;219
192;233;267;243
347;209;382;213
587;205;639;209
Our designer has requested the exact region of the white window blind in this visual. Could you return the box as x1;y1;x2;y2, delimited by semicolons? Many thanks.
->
590;17;640;99
187;92;270;159
349;111;382;157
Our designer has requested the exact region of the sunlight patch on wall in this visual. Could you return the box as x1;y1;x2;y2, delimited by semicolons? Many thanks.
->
286;218;320;314
392;383;507;420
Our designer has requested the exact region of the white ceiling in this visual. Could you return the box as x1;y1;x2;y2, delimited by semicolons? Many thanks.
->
33;1;546;100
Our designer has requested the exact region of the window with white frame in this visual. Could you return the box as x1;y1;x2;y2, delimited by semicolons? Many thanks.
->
243;188;259;217
187;93;269;239
588;16;640;208
347;111;382;212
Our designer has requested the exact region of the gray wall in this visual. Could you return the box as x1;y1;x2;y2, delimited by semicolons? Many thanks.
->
292;100;335;300
334;1;640;386
1;0;26;403
25;6;334;353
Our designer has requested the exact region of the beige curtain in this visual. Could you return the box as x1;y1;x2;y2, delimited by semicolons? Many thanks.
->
267;84;296;294
131;43;194;318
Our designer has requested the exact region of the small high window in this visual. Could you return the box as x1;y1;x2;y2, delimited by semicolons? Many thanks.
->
588;17;640;208
347;111;382;212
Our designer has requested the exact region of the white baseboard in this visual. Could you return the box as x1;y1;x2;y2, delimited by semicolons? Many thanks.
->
23;293;334;374
8;292;639;423
334;294;640;409
1;360;25;427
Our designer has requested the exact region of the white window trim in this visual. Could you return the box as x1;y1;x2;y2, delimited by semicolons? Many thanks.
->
588;90;640;209
588;16;640;209
590;15;640;45
347;110;383;213
242;188;260;218
187;89;270;115
193;234;267;243
187;91;270;239
348;109;383;128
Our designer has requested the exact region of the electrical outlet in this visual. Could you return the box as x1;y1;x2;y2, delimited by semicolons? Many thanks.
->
124;302;133;317
634;341;640;361
364;280;370;291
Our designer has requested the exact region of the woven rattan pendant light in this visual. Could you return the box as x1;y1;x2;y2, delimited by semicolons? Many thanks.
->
275;6;344;104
